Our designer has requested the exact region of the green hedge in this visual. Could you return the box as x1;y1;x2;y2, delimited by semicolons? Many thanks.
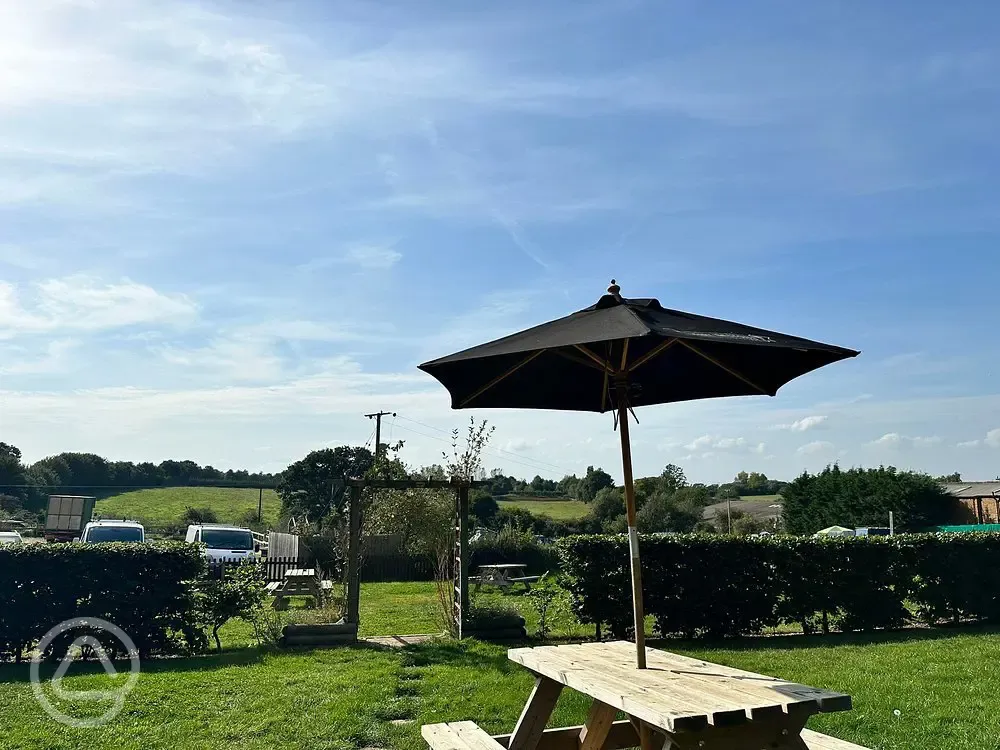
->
558;533;1000;639
0;542;206;661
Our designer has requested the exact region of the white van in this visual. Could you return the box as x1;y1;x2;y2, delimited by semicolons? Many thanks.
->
79;520;145;543
185;524;256;563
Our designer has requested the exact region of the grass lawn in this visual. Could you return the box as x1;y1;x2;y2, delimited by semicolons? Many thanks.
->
3;624;999;749
497;497;590;521
94;487;281;529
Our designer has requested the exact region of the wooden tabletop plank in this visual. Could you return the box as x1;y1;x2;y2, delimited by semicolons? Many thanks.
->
508;642;853;734
550;644;801;723
525;647;753;727
602;641;852;713
509;648;710;733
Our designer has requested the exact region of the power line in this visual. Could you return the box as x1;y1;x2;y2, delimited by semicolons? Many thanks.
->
390;422;569;479
395;413;577;476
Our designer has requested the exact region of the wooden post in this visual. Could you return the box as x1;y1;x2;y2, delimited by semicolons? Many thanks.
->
345;484;362;625
618;396;647;669
454;485;470;639
258;487;263;524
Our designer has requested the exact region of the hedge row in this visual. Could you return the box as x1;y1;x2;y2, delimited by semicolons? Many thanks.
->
0;543;206;661
558;534;1000;638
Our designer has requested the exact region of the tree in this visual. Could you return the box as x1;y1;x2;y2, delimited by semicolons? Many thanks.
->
445;417;495;480
936;472;962;483
636;493;700;533
782;465;956;534
659;464;687;495
470;491;499;525
278;446;374;529
586;487;626;531
578;466;615;502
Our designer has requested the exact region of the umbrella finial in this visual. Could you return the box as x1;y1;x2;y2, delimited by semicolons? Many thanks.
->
608;279;621;298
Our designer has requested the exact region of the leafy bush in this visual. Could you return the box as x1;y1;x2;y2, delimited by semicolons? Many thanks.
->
0;542;206;661
558;533;1000;640
195;561;268;650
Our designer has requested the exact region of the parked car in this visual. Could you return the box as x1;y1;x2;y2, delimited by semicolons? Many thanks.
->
79;519;145;543
0;531;23;545
185;524;257;563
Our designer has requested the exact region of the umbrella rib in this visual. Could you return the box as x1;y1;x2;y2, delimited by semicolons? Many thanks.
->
572;344;615;372
678;339;771;395
459;349;547;407
627;337;677;374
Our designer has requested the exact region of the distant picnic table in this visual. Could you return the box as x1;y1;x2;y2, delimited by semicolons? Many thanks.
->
266;568;333;610
423;641;869;750
472;563;541;592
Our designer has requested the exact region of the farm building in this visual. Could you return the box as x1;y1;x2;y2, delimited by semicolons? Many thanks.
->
942;481;1000;524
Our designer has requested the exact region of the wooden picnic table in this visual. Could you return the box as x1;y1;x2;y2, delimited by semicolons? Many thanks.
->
495;642;860;750
473;563;541;592
267;568;333;610
423;641;867;750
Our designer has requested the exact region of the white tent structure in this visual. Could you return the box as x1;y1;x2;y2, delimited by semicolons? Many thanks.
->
814;525;855;538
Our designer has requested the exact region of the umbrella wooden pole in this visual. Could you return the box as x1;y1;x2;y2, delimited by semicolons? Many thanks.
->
617;400;647;669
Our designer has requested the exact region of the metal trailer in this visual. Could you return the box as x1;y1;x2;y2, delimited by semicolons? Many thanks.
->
43;495;97;543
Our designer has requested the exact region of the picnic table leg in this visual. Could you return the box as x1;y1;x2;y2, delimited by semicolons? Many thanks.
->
508;675;563;750
579;700;618;750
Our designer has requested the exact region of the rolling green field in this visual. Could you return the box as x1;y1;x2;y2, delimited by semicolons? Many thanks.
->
94;487;281;528
497;497;589;520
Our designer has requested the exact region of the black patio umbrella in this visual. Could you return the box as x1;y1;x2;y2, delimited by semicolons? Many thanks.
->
419;281;858;667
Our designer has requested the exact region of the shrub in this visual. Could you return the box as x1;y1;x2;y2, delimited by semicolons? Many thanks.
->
557;532;1000;640
0;542;206;662
195;562;268;650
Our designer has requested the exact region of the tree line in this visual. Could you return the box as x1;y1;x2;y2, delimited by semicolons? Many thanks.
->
0;442;278;515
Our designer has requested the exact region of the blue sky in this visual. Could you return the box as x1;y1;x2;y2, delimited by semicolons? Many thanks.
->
1;0;998;483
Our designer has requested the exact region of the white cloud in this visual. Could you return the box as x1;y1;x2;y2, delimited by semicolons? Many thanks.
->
797;441;834;455
957;440;981;449
775;415;828;432
0;339;78;375
0;277;196;338
988;429;1000;449
681;435;764;456
684;435;714;451
869;433;943;448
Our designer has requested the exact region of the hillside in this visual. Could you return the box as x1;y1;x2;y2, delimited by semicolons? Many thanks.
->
702;495;783;528
496;496;589;521
95;487;281;529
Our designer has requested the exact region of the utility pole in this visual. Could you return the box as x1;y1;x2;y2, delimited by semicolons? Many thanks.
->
365;410;396;462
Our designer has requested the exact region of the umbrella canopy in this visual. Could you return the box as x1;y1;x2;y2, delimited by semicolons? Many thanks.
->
420;284;858;412
419;282;858;669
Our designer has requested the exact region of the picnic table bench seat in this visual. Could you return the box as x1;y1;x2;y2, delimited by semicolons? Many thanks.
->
423;721;505;750
801;728;872;749
265;581;283;593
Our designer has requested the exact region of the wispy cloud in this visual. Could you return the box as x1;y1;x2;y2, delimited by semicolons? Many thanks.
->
797;441;834;456
868;433;943;448
775;415;828;432
0;277;196;338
